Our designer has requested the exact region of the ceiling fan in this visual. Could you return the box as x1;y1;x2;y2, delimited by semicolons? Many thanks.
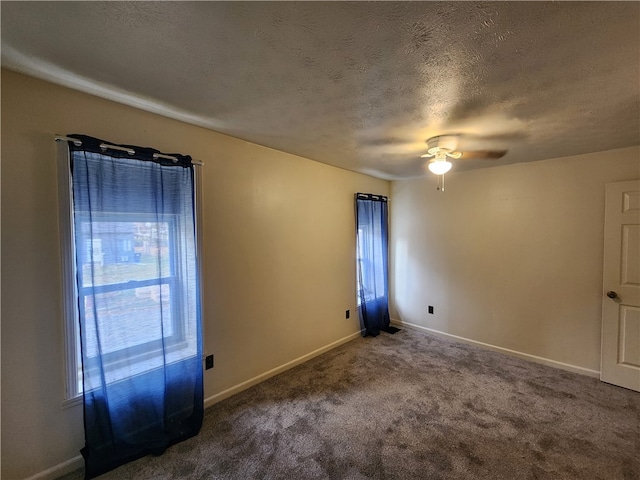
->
421;134;507;191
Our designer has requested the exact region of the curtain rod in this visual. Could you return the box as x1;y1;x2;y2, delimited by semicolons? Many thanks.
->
54;135;204;166
356;192;388;202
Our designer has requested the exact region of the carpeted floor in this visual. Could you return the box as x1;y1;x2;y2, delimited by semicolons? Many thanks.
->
58;328;639;480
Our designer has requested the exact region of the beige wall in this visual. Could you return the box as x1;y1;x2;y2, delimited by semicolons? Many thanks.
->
4;66;638;479
0;69;389;479
390;147;640;373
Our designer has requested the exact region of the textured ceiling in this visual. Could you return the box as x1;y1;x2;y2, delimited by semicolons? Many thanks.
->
2;1;639;180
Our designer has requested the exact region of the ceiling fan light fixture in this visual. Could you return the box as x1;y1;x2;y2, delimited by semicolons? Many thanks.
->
427;159;452;175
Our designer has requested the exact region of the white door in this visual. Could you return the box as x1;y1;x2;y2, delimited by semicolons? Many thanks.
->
601;180;640;391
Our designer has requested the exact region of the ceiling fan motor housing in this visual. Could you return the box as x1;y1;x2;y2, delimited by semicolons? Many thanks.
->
426;135;458;154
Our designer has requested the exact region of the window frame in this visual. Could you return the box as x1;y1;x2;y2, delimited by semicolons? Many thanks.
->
56;141;204;406
75;213;185;372
355;194;389;308
356;226;366;306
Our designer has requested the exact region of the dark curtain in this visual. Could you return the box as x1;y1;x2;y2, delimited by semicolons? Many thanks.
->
356;193;392;336
68;135;203;479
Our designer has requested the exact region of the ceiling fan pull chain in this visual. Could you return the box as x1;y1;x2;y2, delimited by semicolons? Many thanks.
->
437;173;445;192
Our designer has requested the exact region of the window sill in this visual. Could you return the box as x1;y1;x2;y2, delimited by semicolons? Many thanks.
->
62;394;82;410
62;348;203;410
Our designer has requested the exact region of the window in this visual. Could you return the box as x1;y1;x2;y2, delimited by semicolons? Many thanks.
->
356;205;387;305
356;227;371;305
355;193;391;336
57;137;202;402
75;215;190;385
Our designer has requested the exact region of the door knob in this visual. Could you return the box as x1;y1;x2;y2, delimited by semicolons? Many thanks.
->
606;291;618;299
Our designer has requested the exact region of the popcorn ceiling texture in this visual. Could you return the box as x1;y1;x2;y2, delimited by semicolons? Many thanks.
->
2;2;639;179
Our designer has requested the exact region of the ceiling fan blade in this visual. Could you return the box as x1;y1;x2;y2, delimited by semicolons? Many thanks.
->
459;150;507;160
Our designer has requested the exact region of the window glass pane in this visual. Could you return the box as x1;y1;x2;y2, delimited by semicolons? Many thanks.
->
356;199;387;304
79;220;172;287
82;284;173;357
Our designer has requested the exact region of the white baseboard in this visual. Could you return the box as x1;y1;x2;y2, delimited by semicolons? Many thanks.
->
19;324;599;479
204;330;363;408
23;455;83;480
23;331;362;480
391;318;600;378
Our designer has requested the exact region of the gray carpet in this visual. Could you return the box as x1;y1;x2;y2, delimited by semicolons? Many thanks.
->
58;328;639;480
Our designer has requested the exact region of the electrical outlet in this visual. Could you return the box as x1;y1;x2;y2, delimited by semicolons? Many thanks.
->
205;354;214;370
428;306;434;314
345;309;350;319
